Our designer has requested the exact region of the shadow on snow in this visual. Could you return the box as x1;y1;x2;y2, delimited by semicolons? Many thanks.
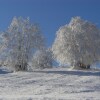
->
34;70;100;76
0;68;11;74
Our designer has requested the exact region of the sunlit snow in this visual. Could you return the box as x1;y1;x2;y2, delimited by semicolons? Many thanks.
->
0;67;99;100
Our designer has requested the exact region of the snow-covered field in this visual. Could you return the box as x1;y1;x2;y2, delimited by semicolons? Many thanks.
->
0;67;100;100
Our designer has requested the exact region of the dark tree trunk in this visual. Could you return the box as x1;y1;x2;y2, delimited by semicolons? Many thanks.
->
76;61;90;69
15;62;28;71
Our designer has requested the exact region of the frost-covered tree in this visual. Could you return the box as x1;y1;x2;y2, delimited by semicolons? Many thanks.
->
0;33;9;67
3;17;44;71
32;49;52;69
52;17;100;68
0;33;7;53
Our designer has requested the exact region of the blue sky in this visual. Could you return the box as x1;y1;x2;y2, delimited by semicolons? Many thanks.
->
0;0;100;47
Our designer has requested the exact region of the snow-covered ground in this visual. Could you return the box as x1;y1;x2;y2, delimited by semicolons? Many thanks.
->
0;67;100;100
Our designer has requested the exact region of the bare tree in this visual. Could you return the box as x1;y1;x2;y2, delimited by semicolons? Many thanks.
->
52;17;100;69
3;17;44;71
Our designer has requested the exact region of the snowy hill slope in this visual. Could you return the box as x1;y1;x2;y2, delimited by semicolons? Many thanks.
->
0;67;100;100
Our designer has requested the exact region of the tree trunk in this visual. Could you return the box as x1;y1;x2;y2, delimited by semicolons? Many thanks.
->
75;61;90;69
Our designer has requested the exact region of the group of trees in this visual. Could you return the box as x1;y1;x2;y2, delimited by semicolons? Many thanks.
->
0;16;100;71
0;17;52;71
52;17;100;69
